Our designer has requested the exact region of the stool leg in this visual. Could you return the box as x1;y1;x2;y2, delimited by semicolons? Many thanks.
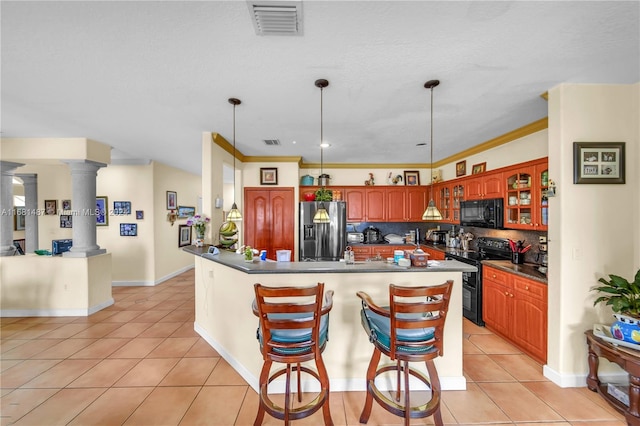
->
396;359;401;402
426;360;443;426
403;360;410;426
254;360;272;426
297;362;302;403
359;347;382;424
284;363;292;426
315;354;334;426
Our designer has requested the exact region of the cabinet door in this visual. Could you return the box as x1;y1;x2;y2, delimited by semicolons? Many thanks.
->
512;276;547;363
366;187;386;221
245;188;295;260
484;172;503;198
483;279;512;337
406;187;427;221
465;177;483;200
345;188;366;222
452;183;465;223
386;187;406;222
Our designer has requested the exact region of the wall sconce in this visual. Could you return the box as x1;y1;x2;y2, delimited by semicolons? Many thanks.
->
167;209;177;225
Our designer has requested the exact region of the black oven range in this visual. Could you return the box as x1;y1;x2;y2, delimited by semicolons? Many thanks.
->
444;237;513;326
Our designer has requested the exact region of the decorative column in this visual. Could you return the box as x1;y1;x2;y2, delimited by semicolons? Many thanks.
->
0;161;24;256
16;174;39;253
63;160;107;257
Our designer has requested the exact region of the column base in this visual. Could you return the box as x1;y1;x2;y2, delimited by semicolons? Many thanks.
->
63;248;107;258
0;245;18;257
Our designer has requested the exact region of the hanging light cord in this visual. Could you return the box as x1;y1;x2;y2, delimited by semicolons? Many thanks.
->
320;84;324;178
233;102;236;190
429;84;434;199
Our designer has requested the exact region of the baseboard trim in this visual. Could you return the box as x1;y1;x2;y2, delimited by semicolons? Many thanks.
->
112;264;194;287
543;365;629;387
0;297;114;317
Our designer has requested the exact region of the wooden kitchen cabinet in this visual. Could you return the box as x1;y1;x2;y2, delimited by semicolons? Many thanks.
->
350;245;371;261
386;186;427;222
244;188;295;260
344;186;386;222
344;187;366;221
466;172;503;200
483;265;547;363
436;181;464;224
504;158;548;230
366;187;386;221
422;246;446;261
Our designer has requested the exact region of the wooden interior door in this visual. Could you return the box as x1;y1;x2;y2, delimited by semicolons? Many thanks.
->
244;188;295;260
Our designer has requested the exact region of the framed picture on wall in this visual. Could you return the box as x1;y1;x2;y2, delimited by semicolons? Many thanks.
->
456;160;466;177
61;199;71;210
113;201;131;215
120;223;137;236
60;215;72;228
177;205;195;218
96;196;109;226
260;168;278;185
14;210;25;231
166;191;177;210
403;171;420;186
136;210;144;220
573;141;625;184
472;162;486;174
45;199;57;215
178;224;191;247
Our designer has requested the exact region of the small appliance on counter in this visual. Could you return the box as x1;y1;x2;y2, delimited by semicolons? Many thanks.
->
363;226;384;244
347;232;364;243
426;230;448;244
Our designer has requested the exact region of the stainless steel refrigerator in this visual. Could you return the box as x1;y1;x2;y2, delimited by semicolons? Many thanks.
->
299;202;347;261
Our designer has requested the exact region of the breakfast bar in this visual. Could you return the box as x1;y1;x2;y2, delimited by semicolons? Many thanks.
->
186;246;476;393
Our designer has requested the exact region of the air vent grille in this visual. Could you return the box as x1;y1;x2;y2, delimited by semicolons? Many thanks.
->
263;139;281;146
248;1;302;36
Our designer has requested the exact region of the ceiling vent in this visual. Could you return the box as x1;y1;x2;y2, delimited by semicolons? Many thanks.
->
263;139;281;146
247;1;302;36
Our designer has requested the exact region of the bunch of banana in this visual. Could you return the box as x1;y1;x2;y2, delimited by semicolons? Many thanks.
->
219;221;238;237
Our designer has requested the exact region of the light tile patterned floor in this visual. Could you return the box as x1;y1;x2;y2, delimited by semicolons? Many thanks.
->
0;269;627;425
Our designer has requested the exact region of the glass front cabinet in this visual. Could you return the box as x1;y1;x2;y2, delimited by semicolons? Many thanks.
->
504;159;548;231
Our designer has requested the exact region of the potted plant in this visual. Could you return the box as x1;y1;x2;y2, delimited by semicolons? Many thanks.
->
593;269;640;343
315;188;333;202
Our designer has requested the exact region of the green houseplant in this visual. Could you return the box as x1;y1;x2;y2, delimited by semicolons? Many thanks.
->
593;269;640;318
593;269;640;343
315;188;333;202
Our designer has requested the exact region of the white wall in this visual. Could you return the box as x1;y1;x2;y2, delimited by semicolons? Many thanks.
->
546;83;639;386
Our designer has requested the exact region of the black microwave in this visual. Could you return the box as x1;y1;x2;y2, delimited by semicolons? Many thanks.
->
460;198;504;229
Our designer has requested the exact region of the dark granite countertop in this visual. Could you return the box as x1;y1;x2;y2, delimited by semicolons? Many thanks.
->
183;245;477;275
482;260;548;284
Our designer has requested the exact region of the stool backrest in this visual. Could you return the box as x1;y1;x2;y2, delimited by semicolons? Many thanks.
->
254;283;331;363
389;281;453;360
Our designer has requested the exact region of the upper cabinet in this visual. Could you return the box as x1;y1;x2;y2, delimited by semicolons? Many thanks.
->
504;158;548;230
436;181;465;224
466;171;504;200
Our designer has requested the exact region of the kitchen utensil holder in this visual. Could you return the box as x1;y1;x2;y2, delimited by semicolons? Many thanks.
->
511;252;525;264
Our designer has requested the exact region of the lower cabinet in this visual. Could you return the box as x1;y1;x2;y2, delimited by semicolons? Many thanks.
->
348;245;414;262
422;246;446;261
482;265;547;363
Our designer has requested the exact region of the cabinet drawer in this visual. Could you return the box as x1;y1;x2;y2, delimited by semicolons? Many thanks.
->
483;266;510;286
350;246;371;255
513;277;547;301
374;247;395;256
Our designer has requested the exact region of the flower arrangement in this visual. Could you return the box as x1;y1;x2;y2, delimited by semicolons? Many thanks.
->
186;214;210;237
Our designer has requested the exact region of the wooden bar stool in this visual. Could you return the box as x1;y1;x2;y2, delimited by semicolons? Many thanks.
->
252;282;334;426
356;281;453;426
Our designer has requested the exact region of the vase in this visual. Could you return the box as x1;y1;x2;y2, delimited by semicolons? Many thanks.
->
610;313;640;343
195;230;205;247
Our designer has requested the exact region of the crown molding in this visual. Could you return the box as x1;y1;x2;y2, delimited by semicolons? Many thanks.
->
211;117;548;168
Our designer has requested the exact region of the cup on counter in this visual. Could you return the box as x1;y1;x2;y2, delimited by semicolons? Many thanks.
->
393;250;404;264
260;250;267;261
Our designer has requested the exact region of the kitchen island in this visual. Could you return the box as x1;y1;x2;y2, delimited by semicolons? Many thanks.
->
185;246;476;393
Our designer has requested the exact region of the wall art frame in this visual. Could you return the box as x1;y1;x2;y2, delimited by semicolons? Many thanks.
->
260;168;278;185
403;170;420;186
113;201;131;215
14;210;25;231
166;191;177;210
177;205;195;218
472;162;486;174
59;215;72;228
120;223;137;236
96;196;109;226
45;199;57;215
573;141;625;184
456;160;466;177
178;224;191;247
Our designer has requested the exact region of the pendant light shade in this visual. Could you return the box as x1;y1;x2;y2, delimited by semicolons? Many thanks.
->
227;97;242;222
422;79;443;221
313;78;331;224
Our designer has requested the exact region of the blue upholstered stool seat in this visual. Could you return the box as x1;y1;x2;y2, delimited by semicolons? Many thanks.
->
360;307;435;354
256;312;329;355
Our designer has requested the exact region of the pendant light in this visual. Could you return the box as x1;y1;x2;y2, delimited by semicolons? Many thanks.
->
313;78;331;224
422;79;443;221
227;97;242;222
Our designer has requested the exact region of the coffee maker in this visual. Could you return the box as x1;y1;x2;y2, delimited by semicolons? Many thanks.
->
535;250;548;275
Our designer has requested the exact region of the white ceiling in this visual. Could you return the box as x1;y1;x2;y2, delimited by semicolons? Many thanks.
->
2;1;638;175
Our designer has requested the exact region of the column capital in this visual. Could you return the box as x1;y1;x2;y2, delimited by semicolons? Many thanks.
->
62;160;107;173
1;161;25;174
15;173;37;185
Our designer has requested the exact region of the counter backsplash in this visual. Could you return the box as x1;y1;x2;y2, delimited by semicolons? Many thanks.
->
353;222;546;264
